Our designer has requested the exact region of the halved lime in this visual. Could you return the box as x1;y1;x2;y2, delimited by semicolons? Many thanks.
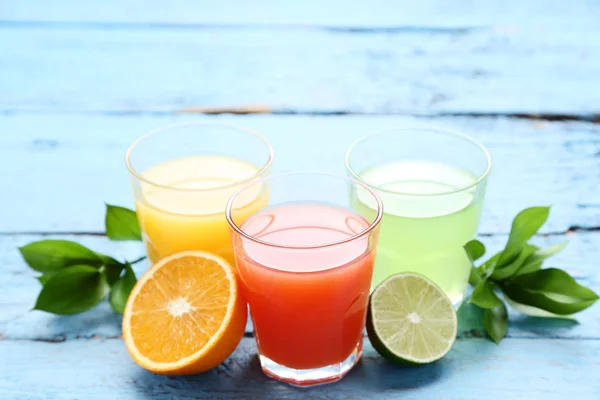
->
366;272;457;365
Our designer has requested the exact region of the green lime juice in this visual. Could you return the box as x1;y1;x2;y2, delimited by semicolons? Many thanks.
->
352;161;485;306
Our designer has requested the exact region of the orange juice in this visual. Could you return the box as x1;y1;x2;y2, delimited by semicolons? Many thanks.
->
135;155;268;265
233;203;375;370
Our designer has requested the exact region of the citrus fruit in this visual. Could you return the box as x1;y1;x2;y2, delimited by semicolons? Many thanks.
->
122;251;247;375
366;272;457;365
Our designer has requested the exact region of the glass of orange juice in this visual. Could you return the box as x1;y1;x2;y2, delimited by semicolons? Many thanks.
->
226;172;383;387
125;122;273;265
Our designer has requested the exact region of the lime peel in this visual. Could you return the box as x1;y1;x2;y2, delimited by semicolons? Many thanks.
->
367;272;458;365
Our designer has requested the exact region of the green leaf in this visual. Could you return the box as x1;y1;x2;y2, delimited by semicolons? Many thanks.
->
37;274;53;286
515;241;568;276
465;240;486;286
484;302;508;344
109;263;137;314
105;204;142;241
491;244;538;281
511;268;598;299
504;297;576;320
470;280;503;309
104;262;126;286
502;268;599;315
95;252;120;266
480;251;502;278
95;252;127;285
469;267;482;286
498;207;550;265
33;265;110;315
464;240;486;262
468;253;499;287
19;240;103;273
502;285;594;316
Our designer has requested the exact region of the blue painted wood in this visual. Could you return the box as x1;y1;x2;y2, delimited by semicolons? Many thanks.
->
1;233;598;341
3;0;600;28
2;2;600;398
0;338;598;399
1;25;599;114
0;115;598;233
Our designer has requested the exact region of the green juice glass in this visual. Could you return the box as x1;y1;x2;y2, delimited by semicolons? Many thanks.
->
346;127;491;308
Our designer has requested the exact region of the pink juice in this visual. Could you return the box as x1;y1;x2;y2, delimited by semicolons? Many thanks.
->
232;203;376;370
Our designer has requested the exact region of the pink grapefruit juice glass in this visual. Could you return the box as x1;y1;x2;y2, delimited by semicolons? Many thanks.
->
226;172;383;387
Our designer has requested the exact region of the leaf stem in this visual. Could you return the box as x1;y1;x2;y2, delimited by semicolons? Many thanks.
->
469;267;483;286
130;255;147;265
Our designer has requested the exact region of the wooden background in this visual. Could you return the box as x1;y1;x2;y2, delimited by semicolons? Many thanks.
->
1;1;599;398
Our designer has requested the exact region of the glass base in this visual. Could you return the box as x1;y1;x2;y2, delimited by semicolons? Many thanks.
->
258;340;363;387
450;293;465;310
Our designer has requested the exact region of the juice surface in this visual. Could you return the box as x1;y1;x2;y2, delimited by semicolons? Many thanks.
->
234;203;375;369
135;155;267;265
352;161;484;305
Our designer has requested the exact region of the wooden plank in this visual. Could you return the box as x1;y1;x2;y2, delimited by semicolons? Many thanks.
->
1;25;599;114
0;114;598;233
2;0;600;27
0;338;598;399
1;232;598;341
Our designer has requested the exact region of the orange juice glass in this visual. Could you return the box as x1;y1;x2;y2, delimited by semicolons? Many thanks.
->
125;123;273;266
227;172;383;386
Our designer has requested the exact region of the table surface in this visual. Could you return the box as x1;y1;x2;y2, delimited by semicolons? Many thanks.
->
1;1;599;399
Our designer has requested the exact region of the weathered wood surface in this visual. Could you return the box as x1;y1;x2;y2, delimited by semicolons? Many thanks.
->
0;21;599;114
1;338;598;400
1;115;599;234
3;0;599;28
2;1;600;399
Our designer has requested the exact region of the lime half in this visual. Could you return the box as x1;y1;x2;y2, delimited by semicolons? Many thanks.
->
367;272;457;365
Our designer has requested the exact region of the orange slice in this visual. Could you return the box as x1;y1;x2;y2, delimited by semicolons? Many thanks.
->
122;251;247;375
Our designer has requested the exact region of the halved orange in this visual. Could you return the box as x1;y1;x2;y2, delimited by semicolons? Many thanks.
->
122;251;247;375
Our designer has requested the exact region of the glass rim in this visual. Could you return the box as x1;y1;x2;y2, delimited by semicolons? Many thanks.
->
225;171;384;250
125;122;274;192
345;126;492;197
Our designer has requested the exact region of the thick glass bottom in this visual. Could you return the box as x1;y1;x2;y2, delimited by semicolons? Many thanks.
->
258;340;363;387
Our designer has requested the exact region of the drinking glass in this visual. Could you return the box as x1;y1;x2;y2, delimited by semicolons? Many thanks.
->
346;127;491;308
125;122;273;266
226;172;382;387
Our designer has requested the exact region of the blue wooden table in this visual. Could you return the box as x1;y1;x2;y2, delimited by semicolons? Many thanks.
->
1;1;599;398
